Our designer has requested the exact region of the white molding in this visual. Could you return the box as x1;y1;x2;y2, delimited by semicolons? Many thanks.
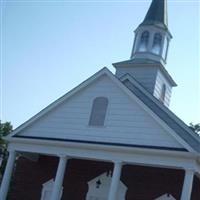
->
7;137;197;158
8;141;198;171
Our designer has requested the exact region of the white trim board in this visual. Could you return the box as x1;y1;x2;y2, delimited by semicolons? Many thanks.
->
8;141;198;171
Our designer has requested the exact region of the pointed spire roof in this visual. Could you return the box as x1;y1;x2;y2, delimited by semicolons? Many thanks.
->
140;0;168;30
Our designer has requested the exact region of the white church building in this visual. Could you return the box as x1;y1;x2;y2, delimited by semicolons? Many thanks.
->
0;0;200;200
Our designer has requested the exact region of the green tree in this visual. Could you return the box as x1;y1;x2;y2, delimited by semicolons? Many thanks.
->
189;123;200;136
0;121;13;182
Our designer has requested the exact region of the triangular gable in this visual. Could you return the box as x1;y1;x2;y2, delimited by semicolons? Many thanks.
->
11;72;183;150
6;68;198;153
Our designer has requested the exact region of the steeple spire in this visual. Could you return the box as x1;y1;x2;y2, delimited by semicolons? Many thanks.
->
113;0;177;107
140;0;168;30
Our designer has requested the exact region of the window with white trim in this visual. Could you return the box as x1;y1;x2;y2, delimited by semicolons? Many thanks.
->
138;31;149;52
152;33;162;55
89;97;108;126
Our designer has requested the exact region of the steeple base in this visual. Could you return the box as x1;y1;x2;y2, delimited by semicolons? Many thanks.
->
113;59;177;107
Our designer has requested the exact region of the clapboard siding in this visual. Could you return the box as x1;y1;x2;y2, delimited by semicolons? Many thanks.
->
115;66;157;93
19;75;182;148
115;65;174;107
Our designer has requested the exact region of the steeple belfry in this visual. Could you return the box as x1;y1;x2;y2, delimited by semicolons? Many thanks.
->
114;0;177;107
131;0;171;65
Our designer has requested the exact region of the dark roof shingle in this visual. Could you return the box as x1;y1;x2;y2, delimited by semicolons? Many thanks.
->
140;0;168;30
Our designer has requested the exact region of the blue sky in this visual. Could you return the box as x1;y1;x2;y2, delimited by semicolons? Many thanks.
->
1;0;200;128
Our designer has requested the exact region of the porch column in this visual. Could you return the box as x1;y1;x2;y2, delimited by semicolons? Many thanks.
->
0;150;16;200
50;155;68;200
108;161;122;200
180;169;194;200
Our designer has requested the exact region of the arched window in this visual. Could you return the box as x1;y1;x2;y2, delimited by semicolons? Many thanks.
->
160;84;166;103
138;31;149;52
89;97;108;126
152;33;162;55
162;37;168;60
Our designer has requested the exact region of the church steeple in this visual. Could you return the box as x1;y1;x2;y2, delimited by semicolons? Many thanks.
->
130;0;172;65
141;0;168;29
114;0;177;107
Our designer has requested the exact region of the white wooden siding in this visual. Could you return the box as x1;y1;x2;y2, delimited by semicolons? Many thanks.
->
115;66;157;93
19;75;182;149
115;66;173;107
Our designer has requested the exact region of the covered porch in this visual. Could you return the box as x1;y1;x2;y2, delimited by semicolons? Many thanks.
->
0;138;200;200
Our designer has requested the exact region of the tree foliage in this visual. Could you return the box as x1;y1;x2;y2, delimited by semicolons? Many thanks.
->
0;121;13;182
0;121;13;143
189;123;200;136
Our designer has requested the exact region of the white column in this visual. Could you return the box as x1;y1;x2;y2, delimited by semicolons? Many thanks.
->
180;169;194;200
108;161;122;200
0;150;16;200
51;155;68;200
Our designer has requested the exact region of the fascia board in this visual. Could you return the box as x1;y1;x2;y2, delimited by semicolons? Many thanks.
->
8;139;198;171
7;137;198;160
